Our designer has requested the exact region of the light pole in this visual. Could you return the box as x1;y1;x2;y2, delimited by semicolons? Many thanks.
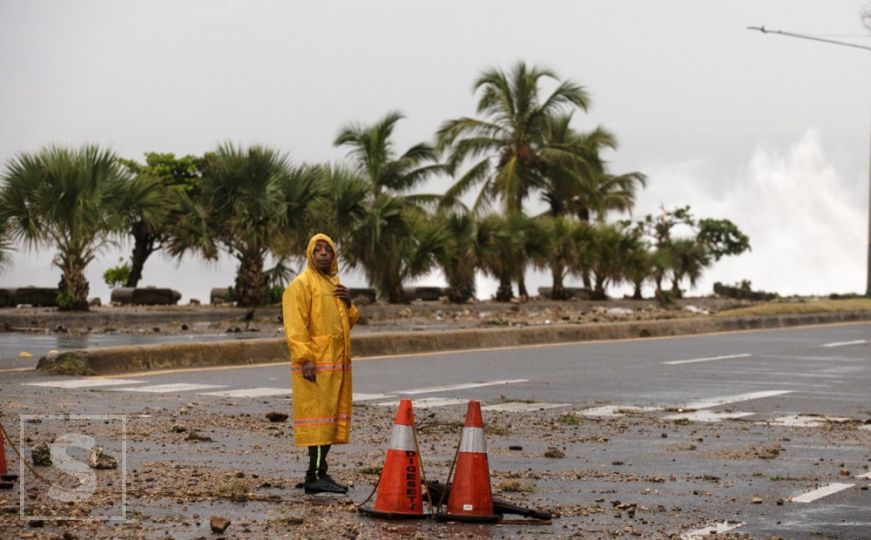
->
747;26;871;297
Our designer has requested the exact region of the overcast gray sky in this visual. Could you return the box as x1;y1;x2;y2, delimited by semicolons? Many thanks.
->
1;0;869;302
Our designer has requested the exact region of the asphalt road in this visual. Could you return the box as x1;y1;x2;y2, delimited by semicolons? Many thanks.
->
2;321;869;538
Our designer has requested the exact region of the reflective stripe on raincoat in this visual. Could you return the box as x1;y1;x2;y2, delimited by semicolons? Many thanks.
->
283;234;359;446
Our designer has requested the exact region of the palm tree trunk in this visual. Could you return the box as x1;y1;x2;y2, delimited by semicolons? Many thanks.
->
495;275;513;302
550;262;567;300
670;275;683;298
58;263;90;311
592;274;607;300
581;270;592;290
387;282;405;304
516;272;528;298
632;280;644;300
234;253;266;307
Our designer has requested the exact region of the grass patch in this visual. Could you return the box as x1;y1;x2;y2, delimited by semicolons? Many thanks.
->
558;413;581;425
39;352;96;376
487;422;511;436
495;480;534;493
769;475;815;482
212;479;250;502
716;298;871;318
544;448;565;458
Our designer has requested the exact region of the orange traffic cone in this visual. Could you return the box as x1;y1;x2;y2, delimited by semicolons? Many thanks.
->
435;400;501;523
358;399;429;519
1;422;18;489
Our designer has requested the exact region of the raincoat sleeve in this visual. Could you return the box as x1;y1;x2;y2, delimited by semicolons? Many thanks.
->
348;304;360;328
282;278;314;366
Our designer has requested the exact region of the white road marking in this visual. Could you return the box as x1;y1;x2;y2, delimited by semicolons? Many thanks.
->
681;521;745;539
664;353;751;366
377;397;468;409
23;378;145;389
822;339;868;348
353;393;394;401
791;483;854;503
758;354;863;362
861;425;871;432
855;471;871;479
577;405;661;418
762;414;852;428
116;383;227;393
664;411;754;422
482;402;571;413
684;390;793;410
199;387;288;398
395;379;527;395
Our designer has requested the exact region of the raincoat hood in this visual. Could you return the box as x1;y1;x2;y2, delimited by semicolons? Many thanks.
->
306;233;338;276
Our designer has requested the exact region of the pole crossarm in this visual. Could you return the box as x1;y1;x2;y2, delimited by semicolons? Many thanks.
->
747;26;871;52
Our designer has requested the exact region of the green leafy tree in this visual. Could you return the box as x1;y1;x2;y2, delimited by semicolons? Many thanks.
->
638;207;750;298
103;260;131;289
117;153;205;287
697;218;751;261
0;145;129;310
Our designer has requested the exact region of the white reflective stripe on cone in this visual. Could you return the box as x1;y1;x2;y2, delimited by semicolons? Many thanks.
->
458;426;487;453
388;424;417;452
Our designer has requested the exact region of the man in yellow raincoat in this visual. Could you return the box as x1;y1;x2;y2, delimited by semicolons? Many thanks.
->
283;233;360;494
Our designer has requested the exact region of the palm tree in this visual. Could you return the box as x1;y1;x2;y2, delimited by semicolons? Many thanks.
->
0;145;129;310
273;163;329;264
534;216;582;300
0;215;12;272
305;164;370;251
437;62;591;215
169;143;302;307
335;111;443;202
432;210;478;303
343;195;447;303
510;212;549;298
668;238;710;297
335;112;446;301
587;223;638;300
475;214;519;302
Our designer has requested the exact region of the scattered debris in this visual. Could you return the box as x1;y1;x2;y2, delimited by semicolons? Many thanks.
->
89;447;118;469
210;515;231;533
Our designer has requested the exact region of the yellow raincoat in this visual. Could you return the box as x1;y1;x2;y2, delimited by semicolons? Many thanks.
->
283;234;360;446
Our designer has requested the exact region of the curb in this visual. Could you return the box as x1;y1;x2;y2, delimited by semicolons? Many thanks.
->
36;310;871;376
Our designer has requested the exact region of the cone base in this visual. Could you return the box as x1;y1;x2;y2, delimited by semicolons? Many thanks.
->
0;482;14;490
434;511;501;523
358;506;430;520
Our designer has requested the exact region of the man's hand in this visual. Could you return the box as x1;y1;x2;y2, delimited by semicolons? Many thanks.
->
302;360;316;382
333;284;352;308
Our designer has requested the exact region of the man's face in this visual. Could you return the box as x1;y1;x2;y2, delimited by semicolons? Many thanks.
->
313;240;334;273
